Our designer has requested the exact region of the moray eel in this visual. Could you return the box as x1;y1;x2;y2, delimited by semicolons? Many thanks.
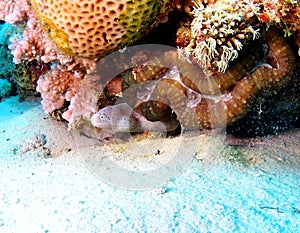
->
90;103;179;133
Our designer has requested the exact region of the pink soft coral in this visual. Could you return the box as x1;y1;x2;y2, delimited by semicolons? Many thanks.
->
8;18;58;64
0;0;33;25
62;75;103;125
36;67;84;114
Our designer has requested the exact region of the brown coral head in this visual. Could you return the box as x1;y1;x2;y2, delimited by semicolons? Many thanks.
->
30;0;179;57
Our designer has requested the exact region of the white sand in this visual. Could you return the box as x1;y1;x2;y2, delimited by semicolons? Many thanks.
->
0;96;299;232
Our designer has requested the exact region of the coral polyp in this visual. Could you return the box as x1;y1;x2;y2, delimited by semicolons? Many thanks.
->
179;0;261;73
178;0;300;73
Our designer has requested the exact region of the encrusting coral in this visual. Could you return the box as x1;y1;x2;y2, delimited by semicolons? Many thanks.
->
12;60;50;94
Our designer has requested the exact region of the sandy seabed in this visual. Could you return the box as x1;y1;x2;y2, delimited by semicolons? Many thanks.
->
0;96;299;233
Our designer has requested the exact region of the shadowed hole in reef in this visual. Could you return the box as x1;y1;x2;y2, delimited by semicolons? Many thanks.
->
226;73;300;138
